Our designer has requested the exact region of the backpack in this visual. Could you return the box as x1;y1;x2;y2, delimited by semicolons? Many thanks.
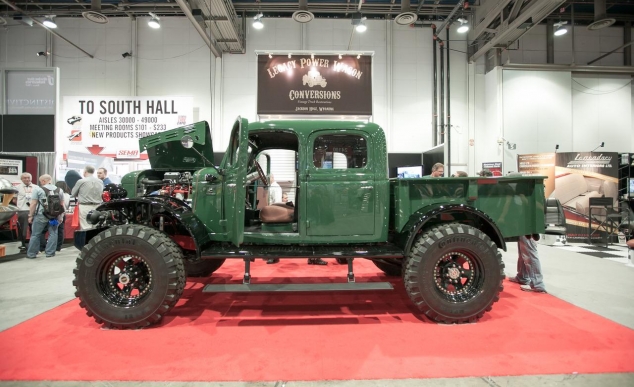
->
39;187;65;219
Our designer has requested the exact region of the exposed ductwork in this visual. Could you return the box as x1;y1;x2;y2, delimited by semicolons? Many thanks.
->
587;0;615;30
394;0;417;26
82;0;108;24
293;0;314;23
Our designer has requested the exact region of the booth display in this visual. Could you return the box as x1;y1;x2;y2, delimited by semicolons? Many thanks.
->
70;119;547;330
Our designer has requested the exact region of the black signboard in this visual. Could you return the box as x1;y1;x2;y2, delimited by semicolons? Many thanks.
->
257;54;372;116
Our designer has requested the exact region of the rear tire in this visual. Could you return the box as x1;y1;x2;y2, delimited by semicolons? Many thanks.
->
373;259;402;277
73;225;186;329
403;223;504;324
184;258;226;277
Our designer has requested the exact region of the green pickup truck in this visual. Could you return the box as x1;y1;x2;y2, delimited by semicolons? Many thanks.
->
73;118;545;329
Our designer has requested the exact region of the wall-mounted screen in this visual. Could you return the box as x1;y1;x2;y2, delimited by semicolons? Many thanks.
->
397;165;423;179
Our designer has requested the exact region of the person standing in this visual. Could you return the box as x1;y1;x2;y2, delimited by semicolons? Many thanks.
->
97;167;113;185
509;235;547;293
267;174;282;205
26;174;65;258
16;172;34;252
71;166;104;230
430;163;444;177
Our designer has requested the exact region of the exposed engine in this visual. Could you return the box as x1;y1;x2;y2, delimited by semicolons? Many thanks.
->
140;171;193;201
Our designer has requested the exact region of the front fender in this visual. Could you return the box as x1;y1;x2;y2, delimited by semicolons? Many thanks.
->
86;196;212;256
395;203;506;254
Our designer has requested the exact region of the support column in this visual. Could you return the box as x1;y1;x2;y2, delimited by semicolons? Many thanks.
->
432;25;438;146
546;19;554;64
625;21;632;66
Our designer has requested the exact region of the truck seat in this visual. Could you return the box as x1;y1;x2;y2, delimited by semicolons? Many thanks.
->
260;203;294;223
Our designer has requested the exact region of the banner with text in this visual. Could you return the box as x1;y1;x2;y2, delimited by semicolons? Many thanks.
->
62;96;193;159
257;54;372;116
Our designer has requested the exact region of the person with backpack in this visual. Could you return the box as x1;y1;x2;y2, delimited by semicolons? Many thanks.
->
26;174;66;259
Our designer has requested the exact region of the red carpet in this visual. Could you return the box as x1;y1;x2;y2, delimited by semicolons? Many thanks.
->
1;258;633;382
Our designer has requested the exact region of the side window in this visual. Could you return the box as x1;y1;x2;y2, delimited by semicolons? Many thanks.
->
313;134;367;170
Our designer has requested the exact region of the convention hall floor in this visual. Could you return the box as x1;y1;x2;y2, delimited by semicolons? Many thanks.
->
0;239;633;387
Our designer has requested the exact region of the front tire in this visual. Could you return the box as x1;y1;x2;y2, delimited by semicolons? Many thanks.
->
403;223;504;324
73;225;186;329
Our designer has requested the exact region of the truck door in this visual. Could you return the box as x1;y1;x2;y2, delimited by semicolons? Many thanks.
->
304;131;375;236
221;117;249;246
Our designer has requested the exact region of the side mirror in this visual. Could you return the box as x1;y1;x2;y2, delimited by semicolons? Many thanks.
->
181;135;194;149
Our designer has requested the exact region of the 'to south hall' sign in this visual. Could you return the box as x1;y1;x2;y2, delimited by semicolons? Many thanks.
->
257;54;372;116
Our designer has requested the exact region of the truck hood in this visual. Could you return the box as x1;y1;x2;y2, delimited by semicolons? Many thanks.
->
138;121;215;171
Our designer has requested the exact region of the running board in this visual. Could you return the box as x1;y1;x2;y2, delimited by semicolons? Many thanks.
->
200;244;404;259
203;282;393;293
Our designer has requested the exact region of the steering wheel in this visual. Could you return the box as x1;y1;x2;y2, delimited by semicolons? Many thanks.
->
254;160;268;186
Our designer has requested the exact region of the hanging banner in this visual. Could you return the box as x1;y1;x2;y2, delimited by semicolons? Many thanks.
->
62;96;193;159
257;54;372;116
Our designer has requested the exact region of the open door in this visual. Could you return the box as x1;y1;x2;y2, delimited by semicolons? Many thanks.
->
221;117;250;246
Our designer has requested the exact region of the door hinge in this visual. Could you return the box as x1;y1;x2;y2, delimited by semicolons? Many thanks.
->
306;220;310;228
219;219;227;228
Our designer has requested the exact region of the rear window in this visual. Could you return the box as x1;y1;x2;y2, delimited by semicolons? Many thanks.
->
312;134;367;169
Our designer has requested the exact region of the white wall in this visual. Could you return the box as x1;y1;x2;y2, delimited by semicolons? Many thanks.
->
571;73;632;152
479;69;633;173
0;17;215;147
505;24;632;66
0;17;469;157
1;17;631;174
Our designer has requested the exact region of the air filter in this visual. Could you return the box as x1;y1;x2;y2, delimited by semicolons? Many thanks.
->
293;0;314;23
587;0;615;30
82;0;108;24
395;0;417;26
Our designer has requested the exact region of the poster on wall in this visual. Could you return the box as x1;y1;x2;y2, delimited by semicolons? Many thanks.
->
482;162;502;176
517;153;556;196
257;54;372;116
62;96;194;160
523;151;618;242
0;158;23;183
5;70;56;115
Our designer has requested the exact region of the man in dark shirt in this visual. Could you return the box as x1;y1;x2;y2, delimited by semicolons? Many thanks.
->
97;167;113;185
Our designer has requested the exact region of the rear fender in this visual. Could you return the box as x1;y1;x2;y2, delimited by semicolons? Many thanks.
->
395;203;506;253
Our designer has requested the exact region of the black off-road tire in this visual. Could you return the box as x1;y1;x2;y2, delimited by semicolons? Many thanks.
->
403;223;504;324
73;225;186;329
373;259;403;277
184;258;226;277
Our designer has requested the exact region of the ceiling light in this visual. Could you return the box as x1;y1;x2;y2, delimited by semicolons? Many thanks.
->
268;53;272;58
357;54;361;59
253;13;264;30
311;53;314;59
456;17;469;33
148;12;160;29
288;53;291;58
36;51;49;57
338;54;342;59
43;16;57;29
356;20;367;33
352;15;367;33
554;21;568;36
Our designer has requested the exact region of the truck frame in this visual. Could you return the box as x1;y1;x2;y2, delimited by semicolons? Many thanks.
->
72;118;545;329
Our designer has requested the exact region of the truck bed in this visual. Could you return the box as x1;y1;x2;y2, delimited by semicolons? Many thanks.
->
389;176;546;239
